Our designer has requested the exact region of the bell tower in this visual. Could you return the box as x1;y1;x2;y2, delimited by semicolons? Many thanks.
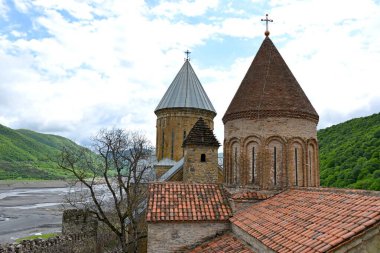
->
155;53;216;175
223;16;319;190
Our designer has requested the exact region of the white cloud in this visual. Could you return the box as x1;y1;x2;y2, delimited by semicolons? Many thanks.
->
0;0;8;19
268;0;380;128
13;0;31;13
0;0;379;148
152;0;219;18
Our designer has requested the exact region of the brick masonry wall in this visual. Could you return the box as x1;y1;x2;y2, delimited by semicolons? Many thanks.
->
147;222;229;253
155;108;215;162
224;117;319;190
183;146;218;183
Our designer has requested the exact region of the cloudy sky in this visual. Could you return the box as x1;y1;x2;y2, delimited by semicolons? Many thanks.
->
0;0;379;149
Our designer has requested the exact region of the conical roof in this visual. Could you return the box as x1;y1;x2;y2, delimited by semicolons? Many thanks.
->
223;37;319;124
183;118;220;147
155;60;216;114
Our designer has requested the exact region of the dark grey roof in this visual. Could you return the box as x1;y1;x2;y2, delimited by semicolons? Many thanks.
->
183;118;220;147
155;60;216;113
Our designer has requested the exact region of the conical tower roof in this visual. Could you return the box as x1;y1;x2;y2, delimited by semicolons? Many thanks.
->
183;118;220;147
223;37;319;123
155;60;216;114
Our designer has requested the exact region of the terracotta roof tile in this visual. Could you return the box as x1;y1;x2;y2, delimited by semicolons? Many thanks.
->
223;37;319;124
230;189;380;252
188;233;255;253
146;182;232;222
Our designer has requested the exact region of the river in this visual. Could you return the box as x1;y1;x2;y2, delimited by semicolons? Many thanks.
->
0;183;70;243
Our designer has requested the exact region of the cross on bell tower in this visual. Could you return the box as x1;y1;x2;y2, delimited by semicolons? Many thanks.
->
185;50;191;61
261;14;273;37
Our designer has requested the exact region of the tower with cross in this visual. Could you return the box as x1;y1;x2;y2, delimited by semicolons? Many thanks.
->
223;14;320;189
154;50;217;179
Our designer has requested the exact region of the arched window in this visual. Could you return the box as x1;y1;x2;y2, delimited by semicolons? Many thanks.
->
268;140;283;187
295;148;298;186
232;144;240;184
291;142;303;187
246;141;259;185
273;147;277;185
252;147;256;184
201;154;206;162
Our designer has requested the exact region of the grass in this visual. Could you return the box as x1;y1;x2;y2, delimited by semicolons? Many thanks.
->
15;233;60;243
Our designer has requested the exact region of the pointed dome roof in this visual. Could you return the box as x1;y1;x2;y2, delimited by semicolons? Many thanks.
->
155;60;216;114
183;118;220;147
223;37;319;124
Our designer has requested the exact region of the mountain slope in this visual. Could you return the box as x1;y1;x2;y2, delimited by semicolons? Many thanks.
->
0;124;83;180
318;113;380;190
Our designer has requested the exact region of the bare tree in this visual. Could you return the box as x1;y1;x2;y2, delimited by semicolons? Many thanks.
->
58;129;153;253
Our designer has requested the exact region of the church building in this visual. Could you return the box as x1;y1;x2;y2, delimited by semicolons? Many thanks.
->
147;15;380;253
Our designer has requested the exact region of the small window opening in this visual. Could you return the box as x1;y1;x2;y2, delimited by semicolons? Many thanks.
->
201;154;206;162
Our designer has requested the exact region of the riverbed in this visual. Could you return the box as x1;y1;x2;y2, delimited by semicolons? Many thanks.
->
0;180;70;243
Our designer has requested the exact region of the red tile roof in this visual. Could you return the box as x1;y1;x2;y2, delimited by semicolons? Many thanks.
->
146;182;232;222
231;189;380;253
188;233;255;253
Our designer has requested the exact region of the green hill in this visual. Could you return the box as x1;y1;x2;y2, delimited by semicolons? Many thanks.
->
0;124;83;180
318;113;380;190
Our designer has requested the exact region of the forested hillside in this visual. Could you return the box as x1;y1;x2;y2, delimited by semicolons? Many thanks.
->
318;113;380;190
0;124;83;180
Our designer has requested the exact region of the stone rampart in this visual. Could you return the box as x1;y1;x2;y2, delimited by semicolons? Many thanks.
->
0;233;96;253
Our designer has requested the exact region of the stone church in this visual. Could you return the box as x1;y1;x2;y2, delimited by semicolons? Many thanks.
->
146;24;380;253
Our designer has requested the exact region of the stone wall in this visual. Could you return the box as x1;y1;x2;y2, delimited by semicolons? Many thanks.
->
331;224;380;253
224;117;319;190
183;146;218;183
155;108;215;161
231;223;275;253
147;221;229;253
154;164;172;178
0;233;96;253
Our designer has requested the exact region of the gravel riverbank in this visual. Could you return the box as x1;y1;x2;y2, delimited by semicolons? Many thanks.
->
0;180;71;243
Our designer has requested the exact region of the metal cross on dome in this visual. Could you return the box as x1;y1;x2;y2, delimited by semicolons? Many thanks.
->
261;14;273;37
185;50;191;61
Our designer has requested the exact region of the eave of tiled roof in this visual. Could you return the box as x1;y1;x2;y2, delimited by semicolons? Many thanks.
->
230;189;380;253
155;59;216;114
223;37;319;124
183;117;220;147
188;233;255;253
146;182;232;222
